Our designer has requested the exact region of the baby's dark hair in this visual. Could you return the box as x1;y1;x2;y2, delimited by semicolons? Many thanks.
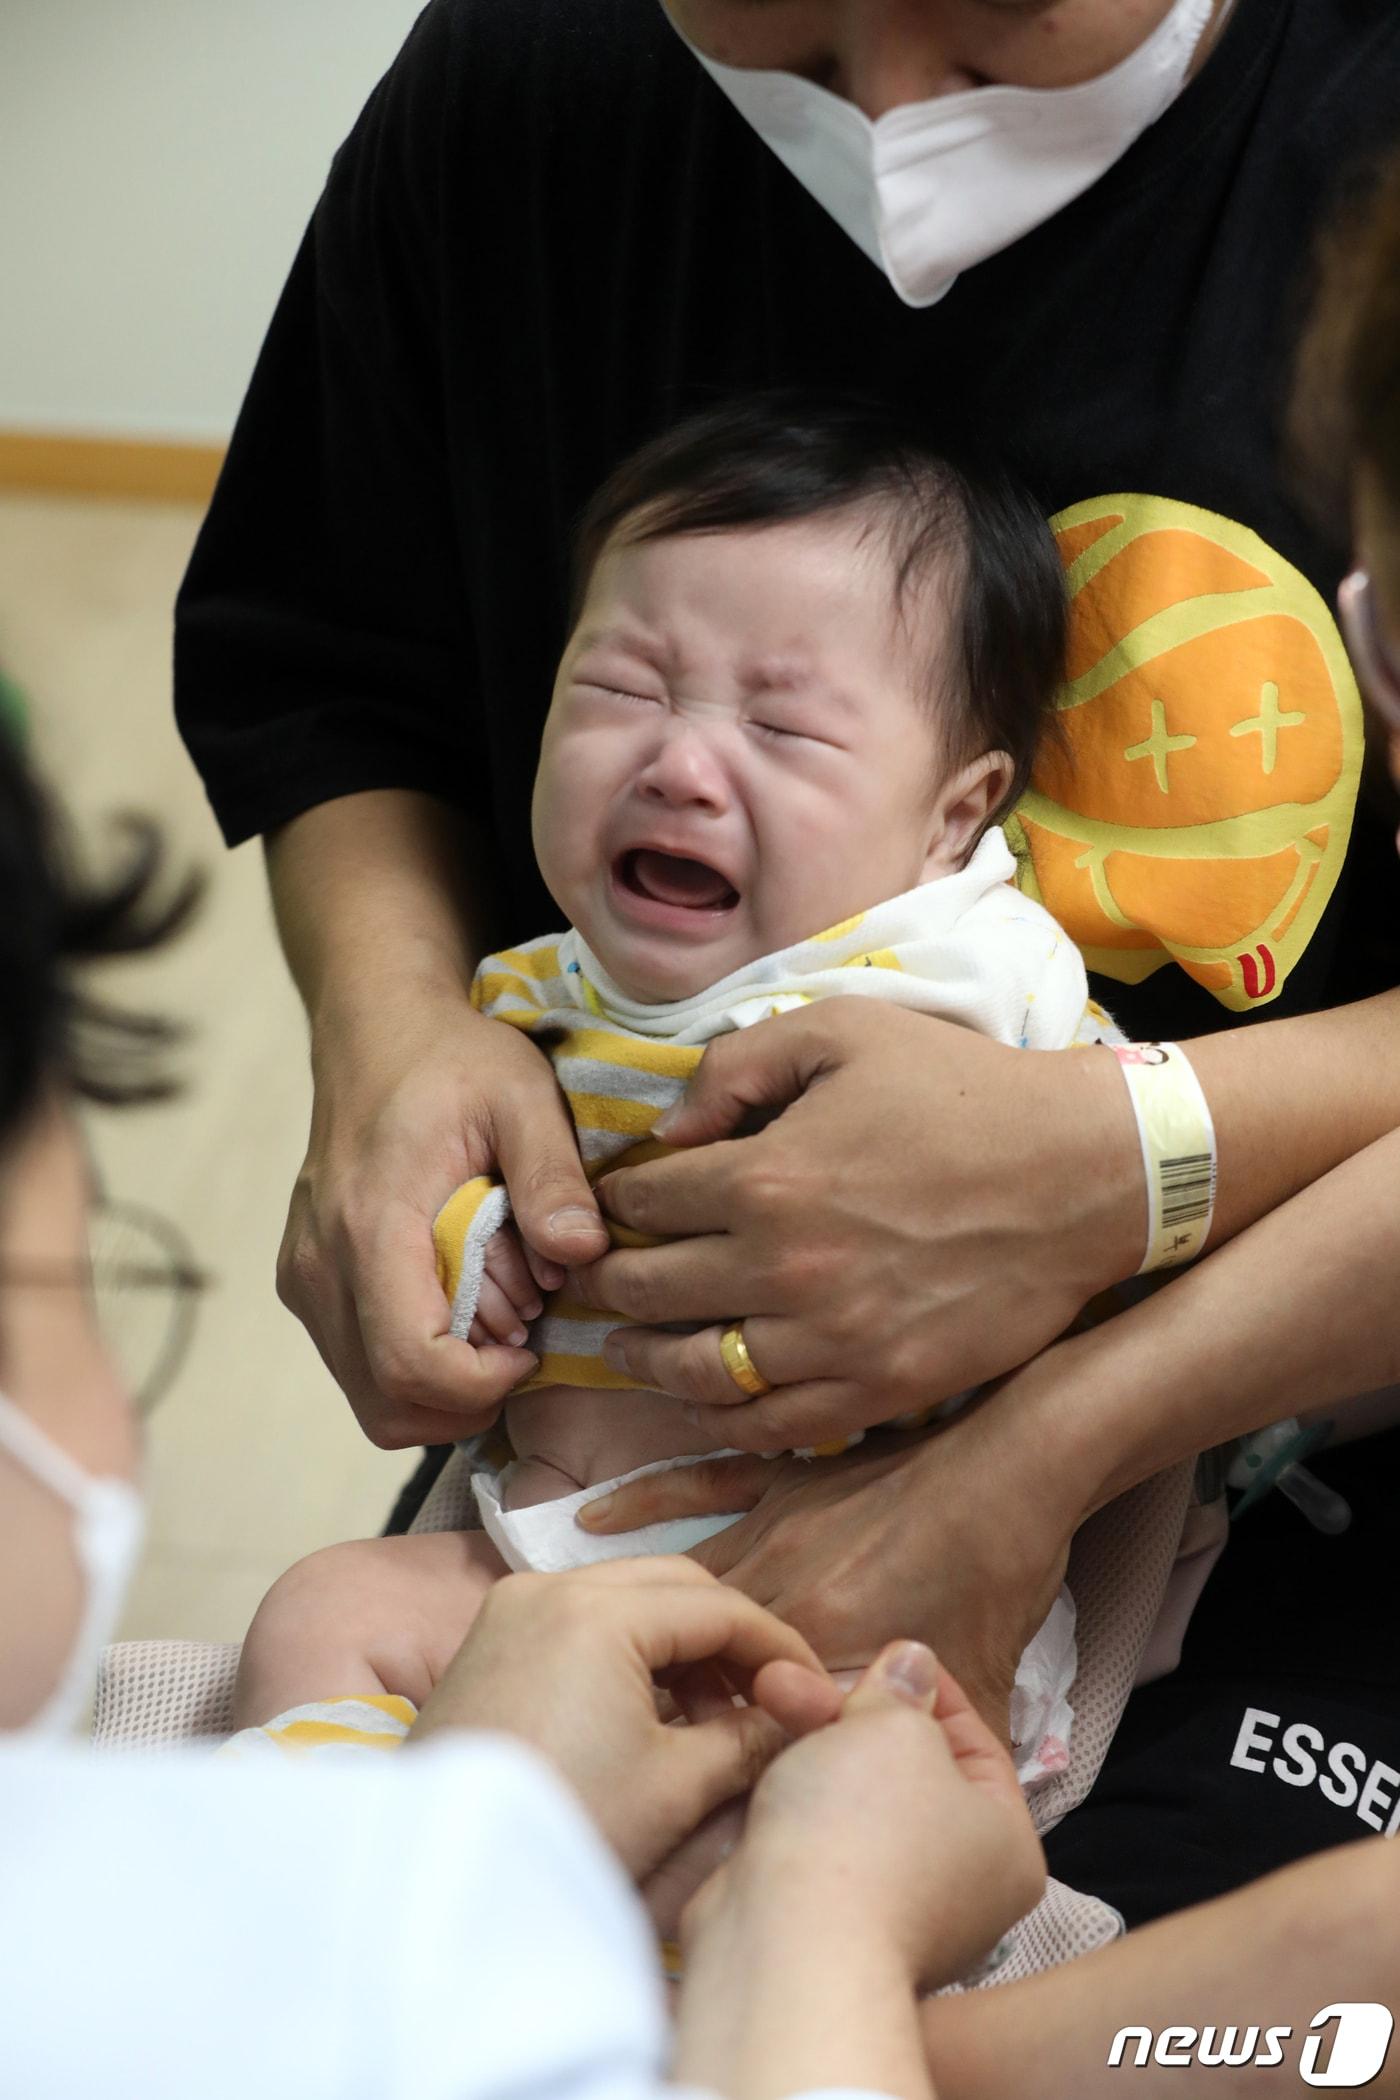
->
0;720;202;1154
571;393;1068;822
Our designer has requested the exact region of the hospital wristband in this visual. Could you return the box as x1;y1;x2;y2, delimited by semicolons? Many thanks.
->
1110;1042;1217;1274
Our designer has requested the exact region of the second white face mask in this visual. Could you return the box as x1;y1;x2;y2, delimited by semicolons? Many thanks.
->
677;0;1216;308
0;1387;145;1738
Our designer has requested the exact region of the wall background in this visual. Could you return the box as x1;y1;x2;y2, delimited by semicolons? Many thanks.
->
0;3;434;1633
1;0;426;443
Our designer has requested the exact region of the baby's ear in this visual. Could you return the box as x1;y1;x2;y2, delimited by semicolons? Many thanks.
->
922;750;1015;877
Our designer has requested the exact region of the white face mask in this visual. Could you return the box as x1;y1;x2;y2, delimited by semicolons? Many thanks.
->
677;0;1216;308
0;1387;144;1737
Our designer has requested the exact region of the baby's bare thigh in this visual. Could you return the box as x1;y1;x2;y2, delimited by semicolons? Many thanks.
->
233;1530;508;1727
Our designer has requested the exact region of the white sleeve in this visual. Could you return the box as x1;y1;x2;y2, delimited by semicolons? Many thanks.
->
0;1733;900;2100
0;1734;646;2100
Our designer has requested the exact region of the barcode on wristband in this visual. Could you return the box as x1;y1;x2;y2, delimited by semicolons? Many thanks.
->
1160;1152;1215;1227
1112;1041;1219;1275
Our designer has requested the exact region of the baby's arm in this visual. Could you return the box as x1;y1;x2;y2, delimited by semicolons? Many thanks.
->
231;1531;508;1729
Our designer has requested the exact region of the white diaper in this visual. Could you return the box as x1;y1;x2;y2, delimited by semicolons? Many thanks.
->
472;1450;747;1574
1011;1588;1077;1788
471;1448;1077;1787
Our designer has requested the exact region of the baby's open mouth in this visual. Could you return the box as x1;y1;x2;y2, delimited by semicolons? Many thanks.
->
616;848;739;913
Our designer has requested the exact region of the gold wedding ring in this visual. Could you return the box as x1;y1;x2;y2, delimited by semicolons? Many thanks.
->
719;1321;773;1398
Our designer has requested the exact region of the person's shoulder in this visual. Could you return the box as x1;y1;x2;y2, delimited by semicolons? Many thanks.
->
965;877;1084;980
1288;0;1400;75
0;1729;616;1910
410;0;678;94
1132;0;1400;223
0;1734;659;2100
473;930;582;1020
475;929;572;981
956;867;1094;1047
335;0;700;228
1268;0;1400;142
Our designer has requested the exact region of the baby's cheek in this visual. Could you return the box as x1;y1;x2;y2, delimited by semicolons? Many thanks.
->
532;763;597;902
755;804;879;944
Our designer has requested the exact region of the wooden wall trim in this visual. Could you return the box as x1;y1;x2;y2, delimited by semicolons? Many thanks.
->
0;430;225;505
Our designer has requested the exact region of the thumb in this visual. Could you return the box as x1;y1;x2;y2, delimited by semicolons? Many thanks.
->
652;1010;830;1148
842;1640;942;1719
576;1454;771;1535
924;1664;1025;1808
751;1656;844;1739
494;1085;610;1267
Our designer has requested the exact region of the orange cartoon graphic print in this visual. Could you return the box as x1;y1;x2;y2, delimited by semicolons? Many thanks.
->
1007;496;1365;1012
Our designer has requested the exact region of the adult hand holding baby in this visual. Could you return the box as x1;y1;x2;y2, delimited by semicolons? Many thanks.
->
270;790;610;1451
584;996;1141;1447
574;997;1124;1727
279;999;609;1449
582;1384;1076;1742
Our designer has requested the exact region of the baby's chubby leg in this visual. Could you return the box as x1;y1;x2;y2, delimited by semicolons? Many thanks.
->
232;1530;508;1729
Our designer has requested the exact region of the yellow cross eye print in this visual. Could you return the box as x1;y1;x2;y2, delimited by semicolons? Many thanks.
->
1006;494;1364;1011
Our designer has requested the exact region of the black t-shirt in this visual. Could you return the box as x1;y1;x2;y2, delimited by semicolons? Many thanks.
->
1047;1426;1400;1924
175;0;1400;1038
175;0;1400;1916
